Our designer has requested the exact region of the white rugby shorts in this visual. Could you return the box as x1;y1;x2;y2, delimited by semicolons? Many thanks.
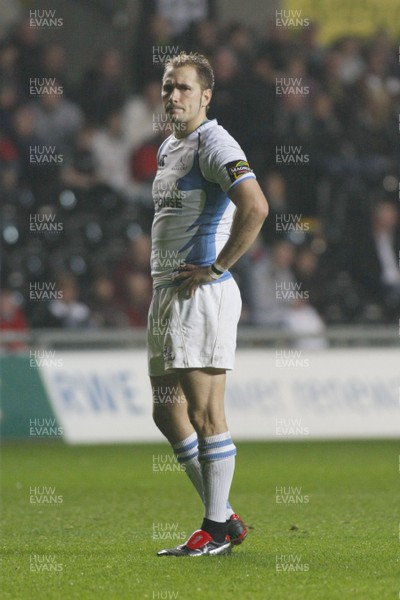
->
147;277;242;376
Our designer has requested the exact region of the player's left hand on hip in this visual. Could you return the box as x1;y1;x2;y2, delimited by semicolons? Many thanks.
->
173;264;212;298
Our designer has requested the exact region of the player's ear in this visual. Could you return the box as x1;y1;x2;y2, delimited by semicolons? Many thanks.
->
202;88;212;108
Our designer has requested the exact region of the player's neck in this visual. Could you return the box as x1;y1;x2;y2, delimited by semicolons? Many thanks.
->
174;113;209;139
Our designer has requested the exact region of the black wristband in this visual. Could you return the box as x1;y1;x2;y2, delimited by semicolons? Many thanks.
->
211;263;224;276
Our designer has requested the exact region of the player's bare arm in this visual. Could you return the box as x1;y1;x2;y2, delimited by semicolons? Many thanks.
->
175;178;269;297
217;178;269;268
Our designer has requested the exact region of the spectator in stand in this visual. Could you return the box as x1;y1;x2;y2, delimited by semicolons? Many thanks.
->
350;88;395;161
351;200;400;319
245;238;297;327
39;43;73;100
11;18;42;98
90;109;134;200
0;40;22;100
123;272;152;327
132;13;175;91
318;49;347;121
11;103;42;191
138;0;216;40
130;127;170;186
0;0;21;40
259;19;296;71
208;47;241;138
89;273;128;328
282;298;327;349
30;273;92;328
0;289;28;351
274;86;313;148
27;89;82;204
78;48;127;125
244;238;326;345
183;19;219;59
238;51;277;172
364;41;400;99
31;86;83;153
298;22;325;80
114;233;152;304
310;91;344;159
0;131;18;171
123;79;164;153
259;171;289;244
225;22;254;67
293;245;328;316
0;82;19;137
274;90;316;215
335;36;365;86
61;124;100;192
0;162;20;205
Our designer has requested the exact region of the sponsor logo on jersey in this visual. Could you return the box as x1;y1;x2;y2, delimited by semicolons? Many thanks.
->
225;160;252;183
172;155;189;171
158;154;168;167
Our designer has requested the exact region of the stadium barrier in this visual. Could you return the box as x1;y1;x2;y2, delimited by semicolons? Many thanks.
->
1;328;399;443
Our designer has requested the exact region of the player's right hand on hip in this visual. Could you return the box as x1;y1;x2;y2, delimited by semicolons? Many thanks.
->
173;264;212;298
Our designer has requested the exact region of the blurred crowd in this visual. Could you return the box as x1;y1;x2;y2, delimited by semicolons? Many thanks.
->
1;4;400;341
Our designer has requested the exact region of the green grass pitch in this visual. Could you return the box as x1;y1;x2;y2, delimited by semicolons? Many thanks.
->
1;440;398;599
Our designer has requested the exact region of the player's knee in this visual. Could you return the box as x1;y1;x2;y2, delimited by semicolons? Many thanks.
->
152;402;181;435
188;408;222;437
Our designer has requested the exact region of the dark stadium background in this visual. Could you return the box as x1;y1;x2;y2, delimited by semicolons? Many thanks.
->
1;0;399;337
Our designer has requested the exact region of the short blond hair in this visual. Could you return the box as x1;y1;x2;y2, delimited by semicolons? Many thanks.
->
164;52;215;91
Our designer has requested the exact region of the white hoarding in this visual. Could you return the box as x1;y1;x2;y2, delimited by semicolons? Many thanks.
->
39;348;400;443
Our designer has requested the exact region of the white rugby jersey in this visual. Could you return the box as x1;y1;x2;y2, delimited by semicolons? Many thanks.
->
151;119;256;289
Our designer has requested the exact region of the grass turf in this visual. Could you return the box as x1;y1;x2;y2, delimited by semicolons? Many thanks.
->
0;440;398;599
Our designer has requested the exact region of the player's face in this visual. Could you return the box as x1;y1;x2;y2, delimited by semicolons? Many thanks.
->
162;66;211;136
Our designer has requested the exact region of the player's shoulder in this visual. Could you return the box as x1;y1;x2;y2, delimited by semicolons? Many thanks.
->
158;133;174;151
197;119;239;151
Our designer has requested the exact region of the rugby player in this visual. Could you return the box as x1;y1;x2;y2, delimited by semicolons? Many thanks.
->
148;52;269;556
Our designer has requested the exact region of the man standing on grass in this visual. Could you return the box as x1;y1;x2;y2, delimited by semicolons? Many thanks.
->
148;52;268;556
